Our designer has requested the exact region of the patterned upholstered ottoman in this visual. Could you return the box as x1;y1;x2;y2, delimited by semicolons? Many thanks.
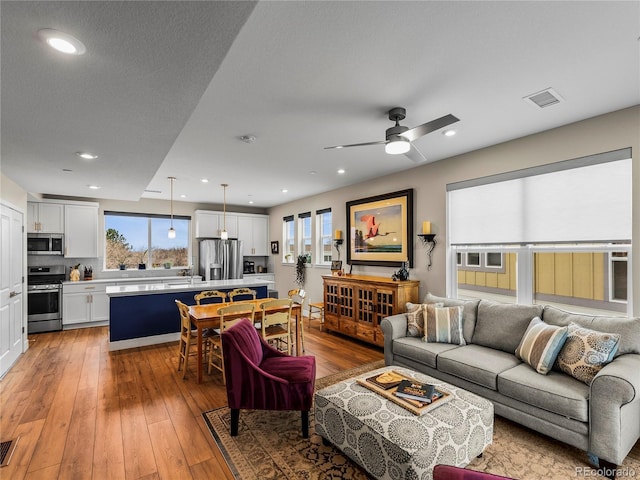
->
314;366;493;480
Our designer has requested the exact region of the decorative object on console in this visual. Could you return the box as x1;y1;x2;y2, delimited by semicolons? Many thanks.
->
417;231;437;270
347;189;413;267
330;260;342;273
391;261;409;281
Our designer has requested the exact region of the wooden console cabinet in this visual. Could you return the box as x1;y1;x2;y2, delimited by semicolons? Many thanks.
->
322;274;419;347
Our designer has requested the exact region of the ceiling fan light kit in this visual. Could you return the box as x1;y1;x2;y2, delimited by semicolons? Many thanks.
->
325;107;459;162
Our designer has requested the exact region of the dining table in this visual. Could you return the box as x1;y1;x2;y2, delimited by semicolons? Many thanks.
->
187;298;303;383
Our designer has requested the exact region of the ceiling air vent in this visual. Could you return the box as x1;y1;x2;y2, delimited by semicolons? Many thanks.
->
143;189;162;194
523;88;563;109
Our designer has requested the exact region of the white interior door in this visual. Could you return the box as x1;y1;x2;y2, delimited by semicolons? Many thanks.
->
0;204;24;377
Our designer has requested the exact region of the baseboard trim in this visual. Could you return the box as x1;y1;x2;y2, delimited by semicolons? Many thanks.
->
108;332;180;351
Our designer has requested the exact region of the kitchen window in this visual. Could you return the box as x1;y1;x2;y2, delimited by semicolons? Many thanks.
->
104;212;190;270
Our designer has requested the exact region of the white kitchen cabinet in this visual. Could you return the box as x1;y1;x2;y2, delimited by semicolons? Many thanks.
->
194;210;238;238
62;282;111;327
64;203;99;258
238;214;269;256
27;201;64;233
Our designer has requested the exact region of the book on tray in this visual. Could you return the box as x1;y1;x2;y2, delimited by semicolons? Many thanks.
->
366;371;405;390
394;379;443;404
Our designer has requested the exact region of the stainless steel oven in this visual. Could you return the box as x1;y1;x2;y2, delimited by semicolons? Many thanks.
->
27;265;65;333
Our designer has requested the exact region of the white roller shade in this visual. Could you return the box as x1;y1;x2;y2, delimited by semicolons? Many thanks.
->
448;150;632;245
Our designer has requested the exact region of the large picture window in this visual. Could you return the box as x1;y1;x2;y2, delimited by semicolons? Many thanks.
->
447;148;632;317
105;212;190;270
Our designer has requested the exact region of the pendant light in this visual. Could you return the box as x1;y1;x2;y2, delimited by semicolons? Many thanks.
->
168;177;176;239
221;183;229;240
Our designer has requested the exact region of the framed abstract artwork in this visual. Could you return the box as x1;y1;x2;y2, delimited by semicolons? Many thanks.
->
346;188;414;267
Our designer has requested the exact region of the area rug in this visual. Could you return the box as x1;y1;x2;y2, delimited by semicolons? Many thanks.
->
203;360;640;479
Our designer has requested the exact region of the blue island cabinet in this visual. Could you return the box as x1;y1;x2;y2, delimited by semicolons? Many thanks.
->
109;285;268;342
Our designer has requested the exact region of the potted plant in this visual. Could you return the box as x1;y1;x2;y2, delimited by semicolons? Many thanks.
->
295;254;310;287
138;249;148;270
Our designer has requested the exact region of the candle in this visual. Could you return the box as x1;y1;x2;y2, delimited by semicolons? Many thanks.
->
335;229;342;240
422;221;431;234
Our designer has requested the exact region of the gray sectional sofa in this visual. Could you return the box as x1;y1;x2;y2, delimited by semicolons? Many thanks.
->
380;293;640;475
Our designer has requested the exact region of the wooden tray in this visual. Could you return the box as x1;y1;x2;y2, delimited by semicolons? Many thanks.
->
357;370;452;416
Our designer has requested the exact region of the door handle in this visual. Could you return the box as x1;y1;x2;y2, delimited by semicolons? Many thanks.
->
9;291;17;298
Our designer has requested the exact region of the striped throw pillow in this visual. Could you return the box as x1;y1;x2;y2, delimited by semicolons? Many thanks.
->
422;304;465;345
515;317;568;375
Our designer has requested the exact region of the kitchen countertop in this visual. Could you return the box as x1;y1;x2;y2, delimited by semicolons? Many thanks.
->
63;275;202;285
105;277;273;297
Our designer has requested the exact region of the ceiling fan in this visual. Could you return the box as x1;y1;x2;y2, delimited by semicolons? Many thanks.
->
324;107;459;163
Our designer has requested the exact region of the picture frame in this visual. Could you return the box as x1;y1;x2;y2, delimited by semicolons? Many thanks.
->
330;260;343;272
346;188;413;267
270;241;279;255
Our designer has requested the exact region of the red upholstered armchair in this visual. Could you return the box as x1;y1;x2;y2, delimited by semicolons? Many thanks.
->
221;318;316;437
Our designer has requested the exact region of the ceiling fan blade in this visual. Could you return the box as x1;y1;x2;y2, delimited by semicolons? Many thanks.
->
403;144;427;163
400;114;460;142
324;140;387;150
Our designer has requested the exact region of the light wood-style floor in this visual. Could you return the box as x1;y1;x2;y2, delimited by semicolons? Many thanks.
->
0;321;384;480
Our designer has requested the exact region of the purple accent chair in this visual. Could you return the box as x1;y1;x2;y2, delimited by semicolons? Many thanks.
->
221;318;316;437
433;465;515;480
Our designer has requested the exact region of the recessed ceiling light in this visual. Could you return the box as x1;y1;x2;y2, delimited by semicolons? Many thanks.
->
180;194;187;198
62;168;73;172
248;200;254;204
443;129;457;137
38;29;86;55
309;171;317;175
281;189;288;193
201;178;209;183
337;169;345;174
76;151;98;160
239;135;256;144
88;185;101;190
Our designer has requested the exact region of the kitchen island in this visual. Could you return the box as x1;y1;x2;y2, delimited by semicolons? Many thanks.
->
106;278;273;350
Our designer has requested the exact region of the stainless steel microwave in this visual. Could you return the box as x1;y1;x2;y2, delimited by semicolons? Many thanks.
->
27;233;64;255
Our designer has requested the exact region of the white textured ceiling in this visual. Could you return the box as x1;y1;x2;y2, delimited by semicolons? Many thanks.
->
2;1;639;208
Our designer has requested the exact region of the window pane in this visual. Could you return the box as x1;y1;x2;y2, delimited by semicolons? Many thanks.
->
105;215;147;269
457;251;517;304
150;217;189;267
612;258;628;301
467;252;480;267
533;251;626;315
486;252;502;268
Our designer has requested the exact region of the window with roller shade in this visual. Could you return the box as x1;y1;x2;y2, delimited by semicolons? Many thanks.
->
316;208;332;265
282;215;295;263
447;148;631;316
298;212;312;263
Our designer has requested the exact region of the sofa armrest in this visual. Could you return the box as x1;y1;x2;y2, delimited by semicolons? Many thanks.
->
380;314;408;366
589;354;640;465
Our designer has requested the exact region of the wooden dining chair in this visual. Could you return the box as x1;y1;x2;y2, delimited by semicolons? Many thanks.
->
228;288;257;302
260;298;294;354
194;290;227;305
308;301;325;332
175;299;210;379
207;302;256;383
288;288;307;352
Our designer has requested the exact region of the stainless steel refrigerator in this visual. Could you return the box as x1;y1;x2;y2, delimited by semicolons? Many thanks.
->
199;239;243;281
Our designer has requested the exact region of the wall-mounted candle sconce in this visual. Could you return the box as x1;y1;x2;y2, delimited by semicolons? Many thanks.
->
334;229;344;260
417;221;436;269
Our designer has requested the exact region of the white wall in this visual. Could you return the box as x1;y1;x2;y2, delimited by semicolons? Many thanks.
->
267;106;640;316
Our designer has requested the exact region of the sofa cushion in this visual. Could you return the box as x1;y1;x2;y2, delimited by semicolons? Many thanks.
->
437;344;522;390
405;302;443;337
556;323;620;385
392;337;459;368
425;293;480;344
543;305;640;357
498;363;590;422
423;304;465;345
472;300;544;354
515;317;568;374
